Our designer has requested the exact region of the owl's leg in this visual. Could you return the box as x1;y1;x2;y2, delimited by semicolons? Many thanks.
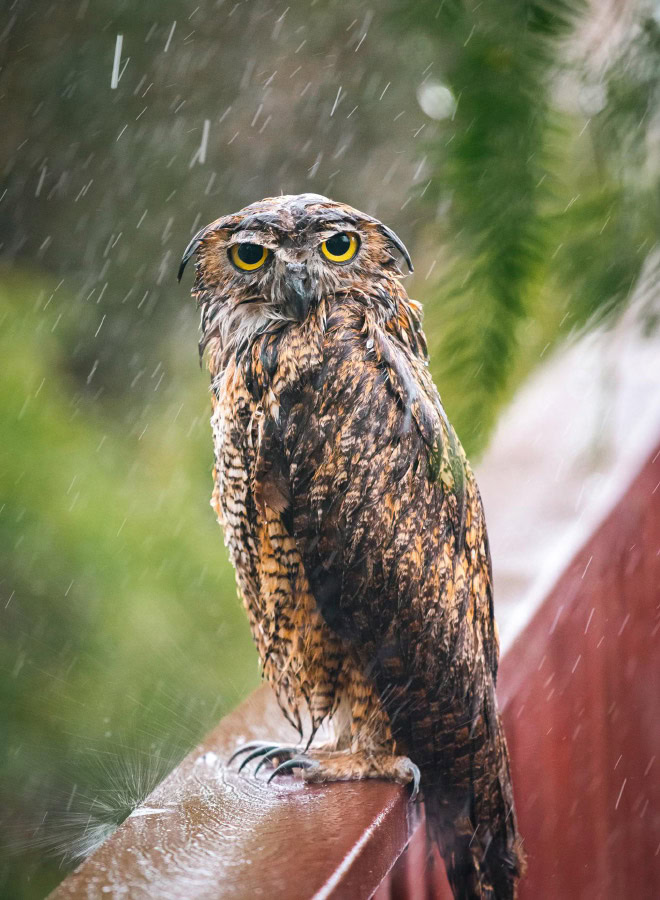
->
262;659;422;792
250;660;420;793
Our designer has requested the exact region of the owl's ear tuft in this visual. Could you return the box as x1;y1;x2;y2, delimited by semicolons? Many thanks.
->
378;223;414;274
178;224;211;282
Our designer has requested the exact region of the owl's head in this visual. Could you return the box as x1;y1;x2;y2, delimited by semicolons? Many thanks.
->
178;194;413;359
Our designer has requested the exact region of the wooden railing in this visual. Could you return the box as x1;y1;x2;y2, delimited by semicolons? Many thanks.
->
377;440;660;900
50;440;660;900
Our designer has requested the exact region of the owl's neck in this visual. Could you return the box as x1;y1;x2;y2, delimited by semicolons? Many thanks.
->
201;298;294;379
203;283;427;388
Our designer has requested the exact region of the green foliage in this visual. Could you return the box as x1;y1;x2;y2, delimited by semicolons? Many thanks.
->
548;15;660;332
400;0;658;454
0;271;258;897
394;0;578;449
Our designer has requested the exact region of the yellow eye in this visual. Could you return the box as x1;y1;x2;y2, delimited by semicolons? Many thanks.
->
230;243;269;271
320;232;359;263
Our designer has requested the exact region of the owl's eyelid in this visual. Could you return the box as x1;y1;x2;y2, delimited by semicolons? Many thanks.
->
228;232;277;249
316;226;358;243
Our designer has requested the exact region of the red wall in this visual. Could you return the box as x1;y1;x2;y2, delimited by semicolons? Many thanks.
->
379;443;660;900
499;444;660;899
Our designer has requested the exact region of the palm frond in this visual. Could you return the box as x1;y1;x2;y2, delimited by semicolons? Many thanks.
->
398;0;584;453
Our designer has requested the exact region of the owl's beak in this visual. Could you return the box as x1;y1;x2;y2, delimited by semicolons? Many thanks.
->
282;262;314;321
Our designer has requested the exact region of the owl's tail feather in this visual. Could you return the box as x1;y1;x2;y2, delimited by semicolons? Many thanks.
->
425;794;523;900
444;832;522;900
422;697;525;900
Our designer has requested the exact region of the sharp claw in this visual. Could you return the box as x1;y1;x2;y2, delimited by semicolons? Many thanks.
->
253;745;297;776
267;758;319;784
407;762;421;801
227;740;273;766
237;744;282;773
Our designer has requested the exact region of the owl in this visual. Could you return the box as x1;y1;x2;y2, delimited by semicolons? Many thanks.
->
179;194;524;899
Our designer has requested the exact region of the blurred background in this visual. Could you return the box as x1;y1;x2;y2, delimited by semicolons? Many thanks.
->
1;0;658;896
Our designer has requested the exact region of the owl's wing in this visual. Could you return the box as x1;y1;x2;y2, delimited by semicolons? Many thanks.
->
257;299;519;891
267;301;496;760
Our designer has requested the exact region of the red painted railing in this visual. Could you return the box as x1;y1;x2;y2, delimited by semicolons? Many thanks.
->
377;441;660;899
498;440;660;899
50;441;660;899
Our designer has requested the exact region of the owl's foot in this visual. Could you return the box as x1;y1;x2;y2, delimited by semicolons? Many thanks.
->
274;749;421;800
230;741;420;799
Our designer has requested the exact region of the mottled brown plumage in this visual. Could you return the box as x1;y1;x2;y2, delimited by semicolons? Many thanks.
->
179;194;524;898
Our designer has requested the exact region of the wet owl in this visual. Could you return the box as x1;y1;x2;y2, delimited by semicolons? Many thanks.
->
179;193;523;899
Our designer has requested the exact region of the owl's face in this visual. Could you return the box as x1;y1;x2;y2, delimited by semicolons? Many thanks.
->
179;194;412;355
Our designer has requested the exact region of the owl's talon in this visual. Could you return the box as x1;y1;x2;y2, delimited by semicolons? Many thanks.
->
237;743;286;773
267;757;320;783
227;740;276;766
254;745;298;776
390;755;421;799
406;761;422;801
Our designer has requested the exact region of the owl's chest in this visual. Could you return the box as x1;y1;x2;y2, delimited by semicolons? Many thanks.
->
210;335;319;528
210;372;260;537
210;364;344;726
